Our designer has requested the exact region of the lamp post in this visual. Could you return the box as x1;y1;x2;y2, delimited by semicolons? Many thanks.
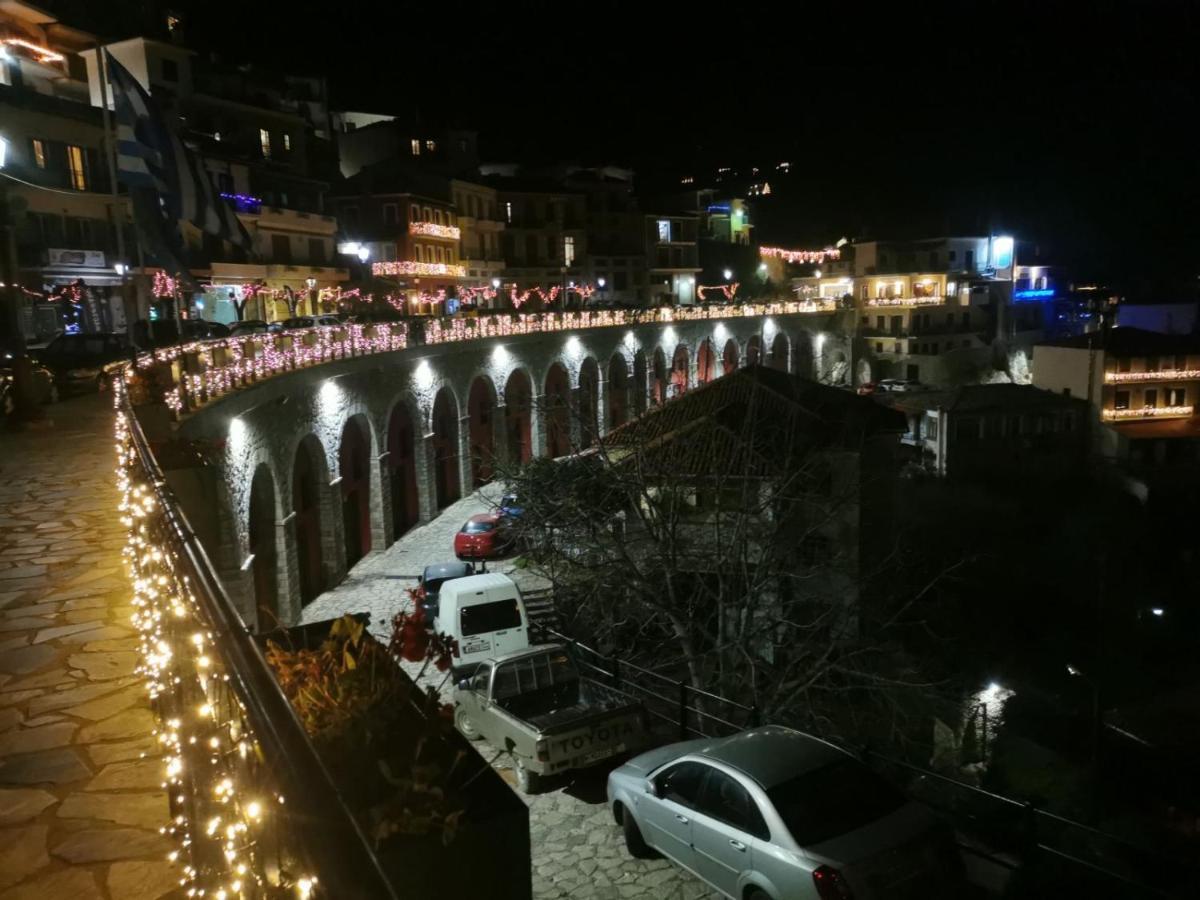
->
492;277;501;311
305;276;317;315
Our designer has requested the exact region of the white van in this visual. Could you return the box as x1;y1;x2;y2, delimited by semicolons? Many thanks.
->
434;573;530;676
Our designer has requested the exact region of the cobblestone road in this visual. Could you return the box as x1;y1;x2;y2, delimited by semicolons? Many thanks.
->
0;396;175;899
302;492;721;900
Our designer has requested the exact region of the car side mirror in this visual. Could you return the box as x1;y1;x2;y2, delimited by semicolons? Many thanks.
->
417;575;424;585
456;678;470;691
644;779;658;797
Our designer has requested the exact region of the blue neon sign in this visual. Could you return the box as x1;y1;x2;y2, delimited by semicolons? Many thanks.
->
1014;288;1055;299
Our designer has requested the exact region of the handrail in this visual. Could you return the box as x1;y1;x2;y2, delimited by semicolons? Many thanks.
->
117;375;398;899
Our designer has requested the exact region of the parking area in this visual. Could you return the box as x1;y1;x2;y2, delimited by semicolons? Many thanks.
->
300;490;719;899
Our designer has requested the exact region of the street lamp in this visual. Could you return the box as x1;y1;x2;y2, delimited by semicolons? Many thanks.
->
598;277;606;289
723;268;733;281
491;277;501;289
113;262;128;276
357;246;370;263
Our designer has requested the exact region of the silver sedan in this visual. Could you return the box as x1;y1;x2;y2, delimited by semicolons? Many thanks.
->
606;725;962;899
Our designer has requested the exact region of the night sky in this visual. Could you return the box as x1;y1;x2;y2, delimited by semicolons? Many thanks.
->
43;0;1200;293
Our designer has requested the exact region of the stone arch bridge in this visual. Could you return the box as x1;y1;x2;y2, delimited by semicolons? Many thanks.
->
169;312;852;628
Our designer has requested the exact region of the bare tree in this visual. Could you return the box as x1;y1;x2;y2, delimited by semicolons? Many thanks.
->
497;369;949;748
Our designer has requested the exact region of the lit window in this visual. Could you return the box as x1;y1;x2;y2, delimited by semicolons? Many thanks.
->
425;139;436;152
31;138;46;168
283;133;291;152
259;128;271;158
657;219;671;242
66;145;87;190
563;235;576;267
411;139;420;155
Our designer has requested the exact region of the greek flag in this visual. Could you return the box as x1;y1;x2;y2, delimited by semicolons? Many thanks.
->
105;51;251;249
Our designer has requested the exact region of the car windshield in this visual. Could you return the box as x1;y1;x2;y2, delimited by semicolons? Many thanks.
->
463;520;495;534
766;758;906;846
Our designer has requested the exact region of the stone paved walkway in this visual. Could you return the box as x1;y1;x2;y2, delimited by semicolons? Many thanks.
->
0;396;175;899
302;492;720;900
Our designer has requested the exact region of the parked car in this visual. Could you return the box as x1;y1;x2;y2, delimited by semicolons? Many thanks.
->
315;314;343;327
33;332;132;394
418;560;475;621
181;319;230;340
281;316;316;330
875;378;926;393
454;512;515;560
856;382;878;396
434;572;529;677
497;492;524;519
229;319;269;338
453;643;647;793
1;355;57;414
607;725;962;899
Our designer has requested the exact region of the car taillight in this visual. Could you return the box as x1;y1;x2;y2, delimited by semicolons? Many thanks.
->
812;865;854;900
535;739;549;762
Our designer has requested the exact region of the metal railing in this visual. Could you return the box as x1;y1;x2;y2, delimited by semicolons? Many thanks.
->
539;624;1196;898
117;378;398;898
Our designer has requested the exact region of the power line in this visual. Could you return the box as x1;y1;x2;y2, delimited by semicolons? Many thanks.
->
0;169;110;197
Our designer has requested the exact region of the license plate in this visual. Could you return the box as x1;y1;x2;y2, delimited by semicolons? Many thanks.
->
581;742;625;765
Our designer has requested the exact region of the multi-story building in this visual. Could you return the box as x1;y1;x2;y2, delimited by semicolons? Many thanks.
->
0;1;133;338
335;162;465;312
1033;326;1200;462
875;384;1089;481
789;235;1035;387
643;214;700;305
451;178;504;297
78;37;348;323
334;115;479;179
493;177;589;303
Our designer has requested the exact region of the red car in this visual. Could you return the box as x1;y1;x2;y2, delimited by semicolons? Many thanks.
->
454;513;514;560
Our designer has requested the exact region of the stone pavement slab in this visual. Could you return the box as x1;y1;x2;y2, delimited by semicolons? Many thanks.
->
0;395;174;898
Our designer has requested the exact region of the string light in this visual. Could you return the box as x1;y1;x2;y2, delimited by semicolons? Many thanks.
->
865;296;946;307
372;260;467;278
153;271;178;299
408;222;461;239
114;379;318;897
1;37;65;63
1105;369;1200;384
696;283;739;302
759;245;841;265
1103;405;1194;420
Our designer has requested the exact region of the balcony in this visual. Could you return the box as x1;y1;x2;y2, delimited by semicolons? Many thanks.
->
865;296;949;308
409;222;462;240
1103;405;1194;421
1105;369;1200;384
373;260;467;278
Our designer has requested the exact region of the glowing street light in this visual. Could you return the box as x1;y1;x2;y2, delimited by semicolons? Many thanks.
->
356;246;370;263
491;277;501;289
598;277;607;288
723;268;733;281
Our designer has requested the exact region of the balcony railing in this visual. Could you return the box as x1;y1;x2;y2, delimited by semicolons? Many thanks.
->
1103;405;1194;420
1106;369;1200;384
865;296;947;308
408;222;462;240
114;382;398;899
372;260;468;278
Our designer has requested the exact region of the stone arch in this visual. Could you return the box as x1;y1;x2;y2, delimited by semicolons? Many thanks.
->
607;353;630;429
578;356;600;445
544;362;572;458
722;338;739;375
746;335;762;366
856;358;872;386
696;338;716;385
652;347;667;406
338;416;373;569
431;386;461;508
632;349;648;415
768;332;789;371
386;398;420;540
291;433;332;606
247;463;280;630
504;368;534;465
670;344;690;398
792;332;814;379
467;375;498;487
829;349;849;386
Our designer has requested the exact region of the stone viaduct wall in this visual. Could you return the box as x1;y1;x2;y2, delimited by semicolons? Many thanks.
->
172;312;852;628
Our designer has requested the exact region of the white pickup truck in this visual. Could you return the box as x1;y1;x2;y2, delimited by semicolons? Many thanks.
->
452;644;647;793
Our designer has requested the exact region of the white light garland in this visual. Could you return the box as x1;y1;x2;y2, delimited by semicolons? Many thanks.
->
408;222;461;240
1105;369;1200;384
865;296;946;308
1103;405;1194;420
372;260;467;278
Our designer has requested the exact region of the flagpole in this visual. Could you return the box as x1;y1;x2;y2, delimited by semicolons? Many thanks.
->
96;45;136;340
